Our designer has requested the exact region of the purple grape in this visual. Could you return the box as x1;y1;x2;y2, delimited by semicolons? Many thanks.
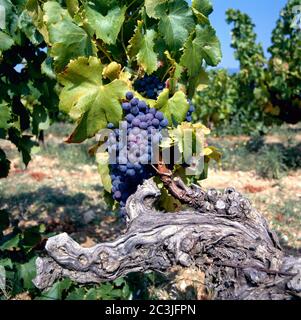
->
114;191;122;200
149;108;156;115
155;111;164;121
126;169;135;176
122;102;131;111
131;106;139;115
107;123;115;129
152;118;160;128
126;92;134;100
160;119;169;128
126;114;134;123
132;118;140;127
138;100;147;110
139;122;148;130
130;98;139;106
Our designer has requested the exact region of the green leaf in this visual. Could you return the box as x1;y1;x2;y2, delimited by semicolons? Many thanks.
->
0;258;13;269
192;0;213;16
22;225;45;251
181;24;222;76
128;21;158;75
156;0;194;51
187;67;209;98
18;10;43;45
192;0;213;23
96;152;112;192
85;288;99;300
18;135;37;166
58;57;128;143
43;1;94;71
41;57;56;79
0;31;14;52
17;258;37;290
155;89;189;125
0;234;21;250
32;105;50;135
66;0;79;17
144;0;168;18
0;103;11;130
164;51;183;80
40;279;72;300
85;4;126;45
66;287;86;300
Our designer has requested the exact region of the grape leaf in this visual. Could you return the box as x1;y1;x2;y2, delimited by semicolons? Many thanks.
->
43;1;94;72
66;287;86;300
187;67;209;98
144;0;168;18
58;57;128;143
164;51;183;80
102;61;122;81
181;24;222;76
66;0;79;17
155;89;189;125
128;21;158;75
156;0;194;51
40;279;72;300
85;4;126;45
18;10;43;45
26;0;50;42
17;258;37;289
0;31;14;52
0;103;11;130
0;234;21;250
192;0;213;24
96;151;112;192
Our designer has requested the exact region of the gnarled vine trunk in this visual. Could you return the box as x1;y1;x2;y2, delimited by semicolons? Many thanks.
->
33;178;301;300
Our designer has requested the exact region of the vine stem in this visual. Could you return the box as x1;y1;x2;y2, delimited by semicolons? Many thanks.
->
95;39;113;62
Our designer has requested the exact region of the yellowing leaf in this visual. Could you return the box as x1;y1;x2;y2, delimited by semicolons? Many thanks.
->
43;1;94;71
58;57;128;143
96;152;112;192
103;62;122;81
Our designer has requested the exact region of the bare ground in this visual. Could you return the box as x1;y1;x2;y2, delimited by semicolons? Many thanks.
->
0;124;300;250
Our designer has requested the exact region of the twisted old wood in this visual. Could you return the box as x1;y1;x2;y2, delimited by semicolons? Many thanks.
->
33;178;301;300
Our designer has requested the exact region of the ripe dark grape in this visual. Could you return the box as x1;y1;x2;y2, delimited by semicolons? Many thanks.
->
126;92;134;100
186;99;195;122
106;91;169;219
107;123;115;129
134;75;166;99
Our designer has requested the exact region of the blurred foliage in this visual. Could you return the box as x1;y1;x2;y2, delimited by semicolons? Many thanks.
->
0;209;132;300
194;0;301;135
0;0;60;178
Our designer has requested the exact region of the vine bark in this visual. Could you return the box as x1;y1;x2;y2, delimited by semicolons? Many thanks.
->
33;178;301;300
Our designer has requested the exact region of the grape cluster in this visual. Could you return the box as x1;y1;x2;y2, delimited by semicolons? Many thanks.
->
106;91;169;217
134;75;165;99
186;99;195;122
